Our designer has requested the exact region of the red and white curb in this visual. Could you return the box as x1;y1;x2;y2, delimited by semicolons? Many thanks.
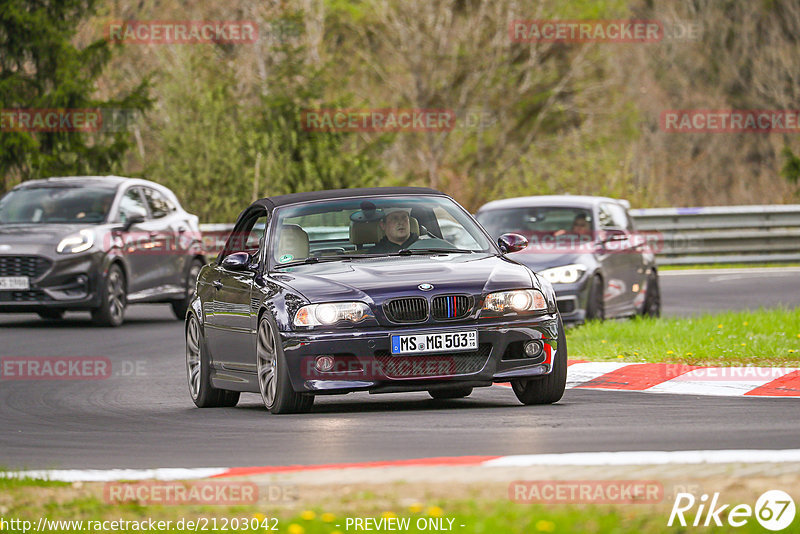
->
559;360;800;397
10;450;800;482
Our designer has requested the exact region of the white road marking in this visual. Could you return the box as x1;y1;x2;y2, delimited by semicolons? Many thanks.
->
482;449;800;467
3;467;227;482
660;267;800;277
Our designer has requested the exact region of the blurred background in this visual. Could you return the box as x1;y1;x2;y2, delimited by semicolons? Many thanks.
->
2;0;800;222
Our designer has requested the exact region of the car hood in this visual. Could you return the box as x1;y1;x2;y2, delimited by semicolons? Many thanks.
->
506;251;593;273
273;253;538;303
0;223;95;246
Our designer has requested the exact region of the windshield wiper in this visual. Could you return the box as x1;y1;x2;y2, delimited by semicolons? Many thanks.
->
396;248;476;255
274;254;367;268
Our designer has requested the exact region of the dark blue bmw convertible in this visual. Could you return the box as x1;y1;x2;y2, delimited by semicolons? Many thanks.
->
186;187;566;413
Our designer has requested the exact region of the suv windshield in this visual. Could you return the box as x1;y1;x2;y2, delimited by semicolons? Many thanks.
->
271;195;492;266
477;206;594;239
0;186;117;224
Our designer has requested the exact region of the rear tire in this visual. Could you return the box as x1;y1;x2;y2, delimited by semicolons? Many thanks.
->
37;310;64;320
511;316;567;405
91;264;126;327
186;314;240;408
257;314;314;414
171;259;204;320
429;386;473;400
642;273;661;318
585;274;605;321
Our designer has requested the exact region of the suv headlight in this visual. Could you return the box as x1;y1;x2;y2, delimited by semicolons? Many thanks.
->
483;289;547;314
56;229;95;254
539;263;587;284
294;302;371;327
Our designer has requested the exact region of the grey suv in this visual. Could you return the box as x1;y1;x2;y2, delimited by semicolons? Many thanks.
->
0;176;205;326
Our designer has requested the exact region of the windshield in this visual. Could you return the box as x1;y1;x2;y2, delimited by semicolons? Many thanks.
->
270;195;493;266
0;186;117;224
477;206;594;240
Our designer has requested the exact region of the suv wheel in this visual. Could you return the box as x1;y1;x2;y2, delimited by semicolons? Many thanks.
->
171;259;203;320
91;264;127;327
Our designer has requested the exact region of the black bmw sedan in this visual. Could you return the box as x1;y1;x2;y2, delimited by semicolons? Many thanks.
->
186;187;567;413
0;176;205;326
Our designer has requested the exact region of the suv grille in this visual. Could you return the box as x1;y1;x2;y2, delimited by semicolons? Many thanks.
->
0;256;52;279
375;344;492;378
431;295;471;320
384;297;428;323
0;290;53;302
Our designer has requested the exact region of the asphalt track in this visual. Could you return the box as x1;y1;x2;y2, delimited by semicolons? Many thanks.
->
1;269;798;470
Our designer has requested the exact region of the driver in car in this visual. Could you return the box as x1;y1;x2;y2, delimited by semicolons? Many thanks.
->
371;207;419;253
554;213;592;238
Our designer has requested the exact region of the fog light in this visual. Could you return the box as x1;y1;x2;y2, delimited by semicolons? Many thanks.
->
524;341;543;358
315;355;335;372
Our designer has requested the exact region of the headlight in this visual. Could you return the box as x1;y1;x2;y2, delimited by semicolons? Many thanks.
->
293;302;371;327
483;289;547;314
539;263;587;284
56;229;95;254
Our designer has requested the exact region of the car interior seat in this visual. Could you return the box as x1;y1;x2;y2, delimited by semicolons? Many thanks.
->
276;224;309;261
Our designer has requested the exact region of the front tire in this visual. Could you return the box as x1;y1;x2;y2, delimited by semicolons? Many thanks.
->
511;316;567;405
642;273;661;318
257;315;313;414
171;259;204;320
91;264;127;327
186;314;240;408
585;274;605;321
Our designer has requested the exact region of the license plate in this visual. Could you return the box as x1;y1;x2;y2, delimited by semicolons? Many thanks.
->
391;330;478;355
0;277;29;291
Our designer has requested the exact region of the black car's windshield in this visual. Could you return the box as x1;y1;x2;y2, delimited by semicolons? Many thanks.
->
271;195;492;267
0;186;117;224
477;206;594;240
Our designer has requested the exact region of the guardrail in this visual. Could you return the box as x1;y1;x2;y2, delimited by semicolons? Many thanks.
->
629;205;800;265
200;204;800;266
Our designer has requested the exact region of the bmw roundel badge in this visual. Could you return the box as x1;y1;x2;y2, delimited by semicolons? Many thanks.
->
418;283;434;291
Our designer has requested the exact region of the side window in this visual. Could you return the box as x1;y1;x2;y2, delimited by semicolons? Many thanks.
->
142;188;173;219
597;205;613;229
605;203;631;230
222;213;268;260
118;188;148;223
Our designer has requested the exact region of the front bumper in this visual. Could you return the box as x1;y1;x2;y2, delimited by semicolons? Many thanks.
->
552;277;592;324
280;314;561;394
0;252;104;312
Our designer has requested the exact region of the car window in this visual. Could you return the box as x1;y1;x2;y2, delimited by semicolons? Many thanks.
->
118;188;148;223
603;203;631;230
142;188;174;219
0;186;116;224
433;207;481;249
222;213;268;261
476;207;593;239
597;204;614;229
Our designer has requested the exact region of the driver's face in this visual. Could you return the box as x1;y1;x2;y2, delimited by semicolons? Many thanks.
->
381;212;410;244
572;218;591;236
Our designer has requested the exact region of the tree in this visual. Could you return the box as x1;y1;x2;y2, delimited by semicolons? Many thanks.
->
0;0;150;193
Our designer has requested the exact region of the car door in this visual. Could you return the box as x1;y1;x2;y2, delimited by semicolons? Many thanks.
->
141;186;182;290
601;202;643;315
114;186;154;294
204;210;268;373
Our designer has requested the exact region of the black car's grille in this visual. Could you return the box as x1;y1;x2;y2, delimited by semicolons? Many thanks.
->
384;297;428;323
375;343;492;378
0;256;52;279
0;290;53;302
431;295;471;320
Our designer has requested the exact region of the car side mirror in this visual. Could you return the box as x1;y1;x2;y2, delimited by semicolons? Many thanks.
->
221;252;254;272
119;215;145;233
498;233;528;253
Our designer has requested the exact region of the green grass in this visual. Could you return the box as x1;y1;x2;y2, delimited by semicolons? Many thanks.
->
568;308;800;366
659;262;800;270
0;479;774;533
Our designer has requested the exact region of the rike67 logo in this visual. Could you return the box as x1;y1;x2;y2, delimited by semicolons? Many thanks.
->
669;490;795;531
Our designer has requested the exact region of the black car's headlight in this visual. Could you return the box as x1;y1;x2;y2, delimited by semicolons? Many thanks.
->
293;302;372;327
56;229;95;254
482;289;547;314
539;263;587;284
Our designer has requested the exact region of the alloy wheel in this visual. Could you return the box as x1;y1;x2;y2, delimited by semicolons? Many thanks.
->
186;316;202;400
257;319;278;408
